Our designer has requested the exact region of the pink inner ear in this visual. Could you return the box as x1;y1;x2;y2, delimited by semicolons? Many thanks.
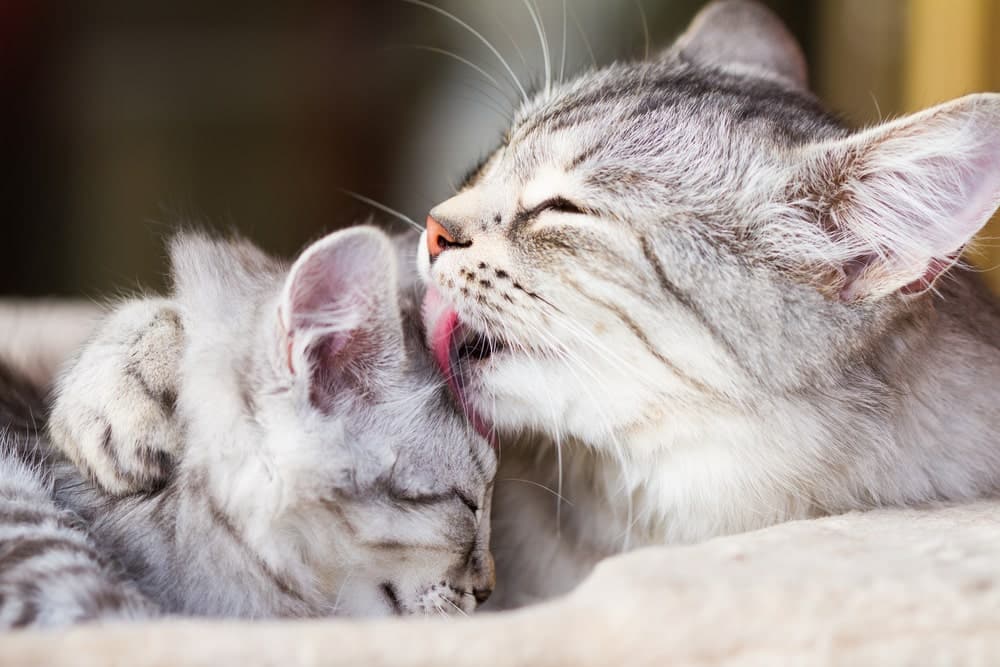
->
900;253;961;296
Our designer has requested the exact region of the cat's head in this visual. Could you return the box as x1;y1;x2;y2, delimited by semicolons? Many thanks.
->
175;228;496;617
418;0;1000;447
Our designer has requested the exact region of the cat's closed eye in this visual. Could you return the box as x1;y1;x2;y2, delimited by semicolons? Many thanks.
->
531;197;586;216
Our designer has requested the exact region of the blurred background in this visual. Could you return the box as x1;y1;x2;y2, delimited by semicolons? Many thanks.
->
1;0;998;298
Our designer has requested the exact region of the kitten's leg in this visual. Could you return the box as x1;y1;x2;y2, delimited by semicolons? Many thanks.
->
49;299;185;496
0;451;158;629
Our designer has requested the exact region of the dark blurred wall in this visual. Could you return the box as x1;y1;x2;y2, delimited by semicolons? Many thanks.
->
1;0;816;298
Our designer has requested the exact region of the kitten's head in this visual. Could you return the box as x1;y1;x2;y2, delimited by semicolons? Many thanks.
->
418;0;1000;447
175;228;496;617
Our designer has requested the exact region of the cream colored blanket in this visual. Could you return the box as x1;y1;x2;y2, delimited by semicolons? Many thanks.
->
4;501;998;666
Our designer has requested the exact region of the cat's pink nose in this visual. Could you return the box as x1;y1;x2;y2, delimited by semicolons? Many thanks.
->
426;216;459;258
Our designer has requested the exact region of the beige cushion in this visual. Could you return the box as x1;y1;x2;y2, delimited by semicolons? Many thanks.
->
5;500;1000;666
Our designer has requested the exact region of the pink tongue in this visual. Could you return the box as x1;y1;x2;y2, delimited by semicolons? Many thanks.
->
421;287;496;448
423;287;458;383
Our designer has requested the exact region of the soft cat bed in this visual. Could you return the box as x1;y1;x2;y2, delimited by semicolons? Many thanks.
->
4;500;998;666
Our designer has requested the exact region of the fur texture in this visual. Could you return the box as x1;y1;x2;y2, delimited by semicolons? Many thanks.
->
417;0;1000;607
2;227;496;628
0;364;156;629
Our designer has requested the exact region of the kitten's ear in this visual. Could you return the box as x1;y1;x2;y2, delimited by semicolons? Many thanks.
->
278;226;403;390
798;93;1000;301
673;0;807;89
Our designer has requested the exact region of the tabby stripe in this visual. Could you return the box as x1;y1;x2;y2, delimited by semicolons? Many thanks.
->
11;595;38;628
362;540;453;552
206;495;307;604
318;498;358;538
0;505;70;529
97;420;147;488
0;536;100;573
567;143;604;170
565;277;719;397
467;440;489;484
639;235;756;379
80;585;131;617
126;362;177;417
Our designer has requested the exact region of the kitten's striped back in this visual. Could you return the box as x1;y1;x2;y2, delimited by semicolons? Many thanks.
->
0;364;155;629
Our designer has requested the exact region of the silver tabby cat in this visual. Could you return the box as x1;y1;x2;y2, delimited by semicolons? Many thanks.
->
419;1;1000;607
0;226;496;629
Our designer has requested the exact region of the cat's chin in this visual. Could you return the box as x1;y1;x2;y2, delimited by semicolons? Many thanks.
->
421;286;499;447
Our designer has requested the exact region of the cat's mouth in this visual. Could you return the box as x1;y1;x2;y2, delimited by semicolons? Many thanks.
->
453;323;507;361
422;286;499;446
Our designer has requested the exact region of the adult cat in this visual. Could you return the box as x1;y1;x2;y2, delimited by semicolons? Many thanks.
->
419;1;1000;607
1;227;496;628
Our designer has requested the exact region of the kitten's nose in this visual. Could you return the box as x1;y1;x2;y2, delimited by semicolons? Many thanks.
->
426;216;467;259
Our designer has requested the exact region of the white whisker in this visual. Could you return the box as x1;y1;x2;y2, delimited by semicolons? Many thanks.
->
559;0;568;84
636;0;650;62
442;596;468;616
522;0;551;96
569;6;597;69
500;477;575;506
398;44;518;109
402;0;529;103
338;190;423;232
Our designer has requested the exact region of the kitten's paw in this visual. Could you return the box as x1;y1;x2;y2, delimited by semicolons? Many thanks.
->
50;300;185;495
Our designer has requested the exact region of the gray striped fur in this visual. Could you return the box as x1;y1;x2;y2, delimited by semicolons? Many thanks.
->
0;365;156;630
2;226;496;628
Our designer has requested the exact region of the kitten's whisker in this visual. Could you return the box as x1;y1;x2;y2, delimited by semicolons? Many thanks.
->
569;6;597;69
636;0;650;62
559;0;568;84
450;92;515;124
337;190;423;232
442;596;467;616
450;79;516;123
520;325;565;534
500;478;575;506
869;91;884;122
538;304;664;392
432;600;450;619
397;45;518;109
402;0;529;103
331;568;355;616
524;322;639;526
522;0;551;96
490;7;530;71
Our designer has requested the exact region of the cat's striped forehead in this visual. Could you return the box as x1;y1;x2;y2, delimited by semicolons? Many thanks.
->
486;58;845;190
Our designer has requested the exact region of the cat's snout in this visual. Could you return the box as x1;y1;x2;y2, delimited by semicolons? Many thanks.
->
426;215;470;261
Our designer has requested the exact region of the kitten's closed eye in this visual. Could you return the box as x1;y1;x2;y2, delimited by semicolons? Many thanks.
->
531;197;586;216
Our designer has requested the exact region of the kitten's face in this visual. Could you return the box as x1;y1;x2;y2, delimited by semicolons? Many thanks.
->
186;229;496;617
256;347;496;617
418;1;1000;448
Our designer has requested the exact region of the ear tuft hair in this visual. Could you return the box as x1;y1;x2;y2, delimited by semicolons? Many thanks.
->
796;93;1000;301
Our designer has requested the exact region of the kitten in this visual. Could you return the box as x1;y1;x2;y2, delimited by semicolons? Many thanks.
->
418;0;1000;607
1;226;496;628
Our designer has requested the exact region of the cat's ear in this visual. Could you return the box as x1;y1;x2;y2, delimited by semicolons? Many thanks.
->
797;93;1000;301
673;0;807;89
278;226;403;391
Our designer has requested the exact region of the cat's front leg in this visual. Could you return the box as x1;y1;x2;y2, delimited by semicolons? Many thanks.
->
49;299;185;495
